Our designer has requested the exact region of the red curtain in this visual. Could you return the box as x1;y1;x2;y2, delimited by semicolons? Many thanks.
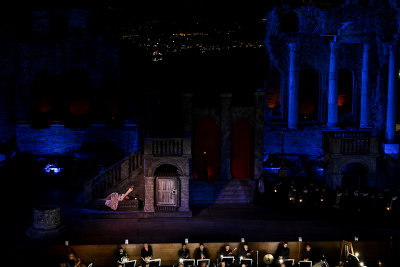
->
231;118;254;179
193;116;220;181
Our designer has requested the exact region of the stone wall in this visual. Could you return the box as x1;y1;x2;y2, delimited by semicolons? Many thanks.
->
264;125;323;156
16;122;138;156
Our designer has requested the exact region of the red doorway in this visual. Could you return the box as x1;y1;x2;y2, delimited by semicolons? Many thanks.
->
231;118;254;179
193;116;220;181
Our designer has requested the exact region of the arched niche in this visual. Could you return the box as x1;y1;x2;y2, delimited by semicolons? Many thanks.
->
265;68;282;119
193;116;220;181
299;69;319;121
338;68;354;117
231;118;254;179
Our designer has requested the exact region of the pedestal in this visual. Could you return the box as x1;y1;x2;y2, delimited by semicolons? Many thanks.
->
26;205;64;239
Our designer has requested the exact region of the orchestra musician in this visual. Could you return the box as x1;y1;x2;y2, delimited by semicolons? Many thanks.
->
178;243;190;261
275;241;290;263
117;247;129;267
220;244;236;267
302;244;313;262
196;243;210;267
60;251;87;267
141;243;153;267
239;243;253;266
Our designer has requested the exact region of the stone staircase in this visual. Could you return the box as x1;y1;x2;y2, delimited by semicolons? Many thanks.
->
189;179;256;206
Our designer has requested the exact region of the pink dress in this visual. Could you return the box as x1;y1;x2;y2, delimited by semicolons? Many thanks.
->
105;192;126;211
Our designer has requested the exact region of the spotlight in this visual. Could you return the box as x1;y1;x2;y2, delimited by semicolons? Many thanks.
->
355;252;359;257
299;198;303;203
359;262;364;266
125;239;129;245
279;259;283;264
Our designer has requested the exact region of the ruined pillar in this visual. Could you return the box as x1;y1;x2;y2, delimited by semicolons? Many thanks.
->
385;45;398;143
288;42;299;129
254;90;265;178
327;41;338;128
220;93;232;179
360;43;370;128
383;45;399;153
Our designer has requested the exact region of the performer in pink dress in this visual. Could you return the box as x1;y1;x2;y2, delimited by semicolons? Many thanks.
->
103;185;135;211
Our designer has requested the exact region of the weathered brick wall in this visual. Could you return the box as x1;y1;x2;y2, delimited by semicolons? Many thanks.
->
264;125;323;155
16;123;138;156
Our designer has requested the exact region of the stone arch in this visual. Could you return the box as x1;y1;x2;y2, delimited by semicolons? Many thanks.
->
279;11;299;33
154;164;178;177
146;158;188;178
299;68;319;121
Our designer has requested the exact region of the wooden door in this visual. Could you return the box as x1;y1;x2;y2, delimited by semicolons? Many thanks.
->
156;177;178;207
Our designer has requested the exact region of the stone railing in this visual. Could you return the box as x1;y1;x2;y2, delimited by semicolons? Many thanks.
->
83;148;144;204
322;130;377;155
144;138;191;157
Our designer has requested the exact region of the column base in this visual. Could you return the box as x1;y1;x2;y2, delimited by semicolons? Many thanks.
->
359;124;371;129
382;143;399;154
326;123;338;129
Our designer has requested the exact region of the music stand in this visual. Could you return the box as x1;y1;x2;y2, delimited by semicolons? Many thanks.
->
196;259;210;267
240;258;252;266
123;260;136;267
298;261;312;267
149;259;161;267
182;259;195;267
221;256;235;265
283;259;294;266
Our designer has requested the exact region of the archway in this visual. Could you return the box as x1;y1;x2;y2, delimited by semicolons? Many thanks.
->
338;69;353;117
341;162;368;190
299;69;319;121
231;118;254;179
193;116;220;181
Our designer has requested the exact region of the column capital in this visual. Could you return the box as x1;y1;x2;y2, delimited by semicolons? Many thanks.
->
330;41;338;51
383;43;398;55
288;42;297;52
388;45;398;55
362;43;371;53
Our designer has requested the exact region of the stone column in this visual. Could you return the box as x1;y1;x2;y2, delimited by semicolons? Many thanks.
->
254;90;265;178
144;176;155;212
182;93;193;138
385;45;398;144
178;176;190;212
220;93;232;179
288;42;299;129
327;41;339;128
360;43;370;128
